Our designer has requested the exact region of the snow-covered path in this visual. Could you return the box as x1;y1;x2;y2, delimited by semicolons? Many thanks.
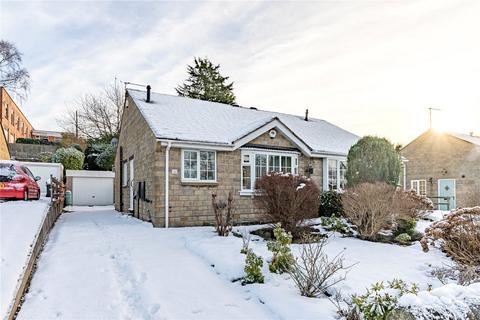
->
0;199;49;319
18;209;274;320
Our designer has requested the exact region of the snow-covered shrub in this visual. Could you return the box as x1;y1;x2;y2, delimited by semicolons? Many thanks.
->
95;144;116;170
254;173;320;237
319;190;343;217
394;233;411;244
267;223;294;274
421;207;480;266
51;147;84;170
242;250;264;285
240;229;250;255
211;192;234;236
289;235;351;297
320;214;354;235
431;263;480;286
352;279;418;320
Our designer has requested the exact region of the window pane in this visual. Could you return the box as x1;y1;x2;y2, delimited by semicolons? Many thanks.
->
328;159;338;190
281;156;292;173
184;151;198;179
199;151;215;181
255;154;267;178
242;166;251;190
339;161;347;190
269;155;280;173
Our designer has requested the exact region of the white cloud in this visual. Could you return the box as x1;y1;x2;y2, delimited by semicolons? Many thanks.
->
1;0;479;144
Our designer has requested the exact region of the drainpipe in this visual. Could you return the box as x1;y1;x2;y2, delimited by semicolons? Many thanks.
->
165;141;171;228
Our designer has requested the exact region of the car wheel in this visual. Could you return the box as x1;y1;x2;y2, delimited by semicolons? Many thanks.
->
35;190;41;200
24;190;29;201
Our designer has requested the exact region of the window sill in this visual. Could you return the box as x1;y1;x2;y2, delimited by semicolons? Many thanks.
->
181;181;218;187
239;190;255;197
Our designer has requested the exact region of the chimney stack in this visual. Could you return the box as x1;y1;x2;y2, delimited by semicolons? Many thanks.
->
304;108;309;121
146;85;151;102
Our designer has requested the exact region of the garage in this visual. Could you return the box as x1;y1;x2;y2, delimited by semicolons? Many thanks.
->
66;170;115;206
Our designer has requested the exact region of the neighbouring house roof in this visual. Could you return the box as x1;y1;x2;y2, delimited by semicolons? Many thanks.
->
127;89;359;157
448;132;480;147
32;130;63;138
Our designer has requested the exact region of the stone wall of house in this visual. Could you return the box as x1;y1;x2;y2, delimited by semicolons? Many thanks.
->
163;130;324;227
401;130;480;208
115;95;159;222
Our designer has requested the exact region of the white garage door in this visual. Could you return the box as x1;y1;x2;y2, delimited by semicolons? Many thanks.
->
72;177;114;206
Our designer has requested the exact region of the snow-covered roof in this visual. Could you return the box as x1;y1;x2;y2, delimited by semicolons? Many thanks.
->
32;130;63;138
128;89;359;156
448;132;480;146
66;170;115;178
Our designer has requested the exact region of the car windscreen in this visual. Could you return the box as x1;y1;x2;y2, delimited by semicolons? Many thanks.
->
0;164;18;182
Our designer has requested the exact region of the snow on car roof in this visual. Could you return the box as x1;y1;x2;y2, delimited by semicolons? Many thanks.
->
128;89;359;156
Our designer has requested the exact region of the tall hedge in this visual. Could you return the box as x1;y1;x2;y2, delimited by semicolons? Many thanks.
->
346;136;401;187
51;147;85;170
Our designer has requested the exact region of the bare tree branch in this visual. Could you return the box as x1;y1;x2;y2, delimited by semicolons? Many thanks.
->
0;40;30;96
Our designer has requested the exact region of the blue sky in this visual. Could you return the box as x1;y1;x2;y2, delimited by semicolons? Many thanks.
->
1;0;479;144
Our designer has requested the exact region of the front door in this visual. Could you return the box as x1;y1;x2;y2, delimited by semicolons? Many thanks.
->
438;179;456;210
129;159;134;211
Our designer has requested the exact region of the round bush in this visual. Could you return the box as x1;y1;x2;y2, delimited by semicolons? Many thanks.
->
395;233;412;244
346;136;401;187
319;190;343;217
51;147;84;170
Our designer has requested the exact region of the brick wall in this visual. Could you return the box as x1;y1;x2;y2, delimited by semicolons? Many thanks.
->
401;130;480;208
0;87;33;143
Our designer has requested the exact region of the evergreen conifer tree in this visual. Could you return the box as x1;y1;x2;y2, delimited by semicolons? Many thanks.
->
176;57;236;105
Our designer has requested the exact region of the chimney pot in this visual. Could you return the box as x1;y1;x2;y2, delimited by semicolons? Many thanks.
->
146;85;151;102
304;108;309;121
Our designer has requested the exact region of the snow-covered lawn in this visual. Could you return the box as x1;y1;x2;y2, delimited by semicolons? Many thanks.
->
0;199;49;319
18;209;452;320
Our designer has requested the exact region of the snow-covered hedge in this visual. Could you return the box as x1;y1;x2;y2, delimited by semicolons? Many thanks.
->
391;283;480;320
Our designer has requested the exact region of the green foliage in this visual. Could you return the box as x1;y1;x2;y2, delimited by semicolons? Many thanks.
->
352;279;418;320
51;147;84;170
395;218;417;237
346;136;401;187
319;190;343;217
320;214;353;235
15;138;59;146
242;250;264;285
39;152;53;163
394;233;412;244
95;144;116;170
176;57;236;105
267;224;294;274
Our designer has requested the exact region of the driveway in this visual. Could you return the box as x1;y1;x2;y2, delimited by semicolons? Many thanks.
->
17;209;273;320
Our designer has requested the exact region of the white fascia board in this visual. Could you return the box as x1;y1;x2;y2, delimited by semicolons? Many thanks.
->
158;139;233;151
232;119;312;156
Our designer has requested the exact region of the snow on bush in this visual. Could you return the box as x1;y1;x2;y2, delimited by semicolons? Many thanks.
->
421;206;480;266
319;190;343;217
266;223;294;274
352;279;418;320
398;283;480;320
254;173;320;237
242;250;264;285
51;147;84;170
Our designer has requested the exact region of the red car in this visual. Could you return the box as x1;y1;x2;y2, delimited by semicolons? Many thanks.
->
0;161;41;200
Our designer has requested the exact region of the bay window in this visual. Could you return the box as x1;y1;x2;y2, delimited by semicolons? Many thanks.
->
241;150;298;191
182;150;216;182
325;159;347;191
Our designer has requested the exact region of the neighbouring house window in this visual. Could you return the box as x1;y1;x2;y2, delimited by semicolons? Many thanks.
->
122;161;128;187
411;179;427;196
182;150;216;182
326;159;347;191
241;150;298;191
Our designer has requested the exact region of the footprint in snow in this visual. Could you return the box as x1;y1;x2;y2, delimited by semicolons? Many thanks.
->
149;304;160;315
191;309;203;314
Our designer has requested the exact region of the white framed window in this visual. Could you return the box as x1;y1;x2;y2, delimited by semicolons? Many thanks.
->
241;150;299;192
411;179;427;196
325;159;347;191
122;161;128;187
182;150;216;182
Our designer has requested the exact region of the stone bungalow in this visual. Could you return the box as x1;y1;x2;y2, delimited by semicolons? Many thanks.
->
114;87;358;227
401;129;480;210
